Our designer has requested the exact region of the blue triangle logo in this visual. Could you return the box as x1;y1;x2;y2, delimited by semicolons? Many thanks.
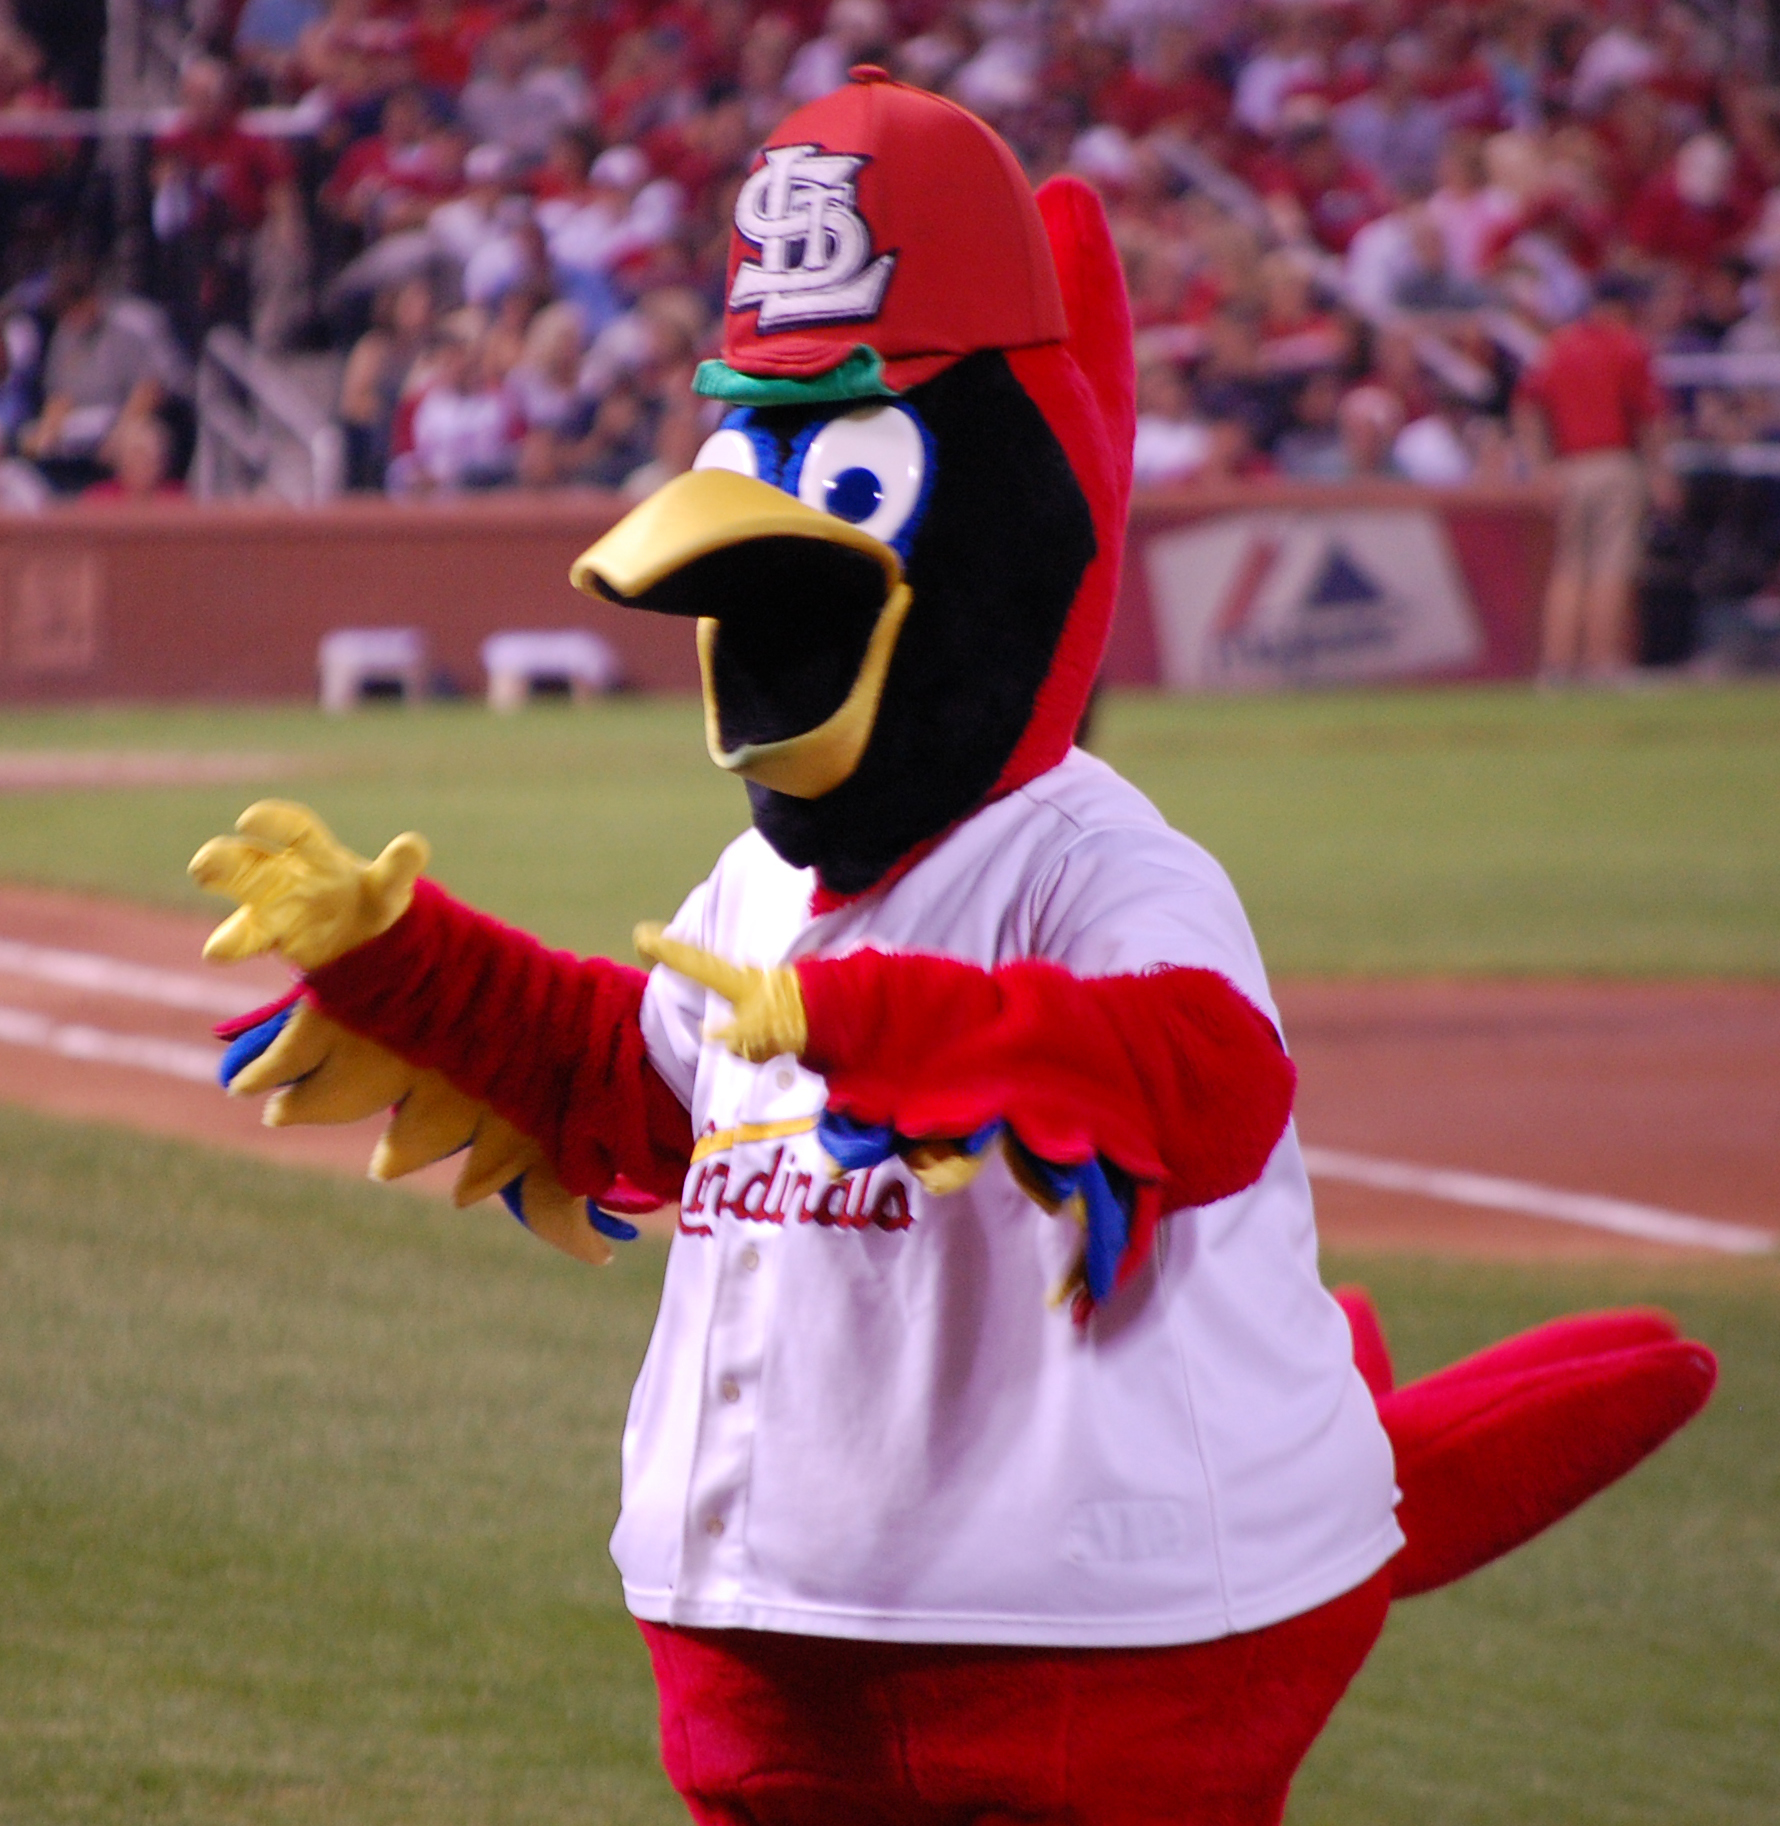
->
1306;545;1382;610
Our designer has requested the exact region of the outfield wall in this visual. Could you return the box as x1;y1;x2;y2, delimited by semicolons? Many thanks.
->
0;483;1551;704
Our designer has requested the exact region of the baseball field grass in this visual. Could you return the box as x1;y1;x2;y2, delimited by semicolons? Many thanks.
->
0;678;1775;974
0;1108;1774;1825
1;680;1775;1822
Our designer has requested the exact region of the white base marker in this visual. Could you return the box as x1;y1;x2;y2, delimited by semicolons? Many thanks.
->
1302;1145;1775;1256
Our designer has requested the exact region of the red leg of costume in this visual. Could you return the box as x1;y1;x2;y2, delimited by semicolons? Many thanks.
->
640;1569;1390;1826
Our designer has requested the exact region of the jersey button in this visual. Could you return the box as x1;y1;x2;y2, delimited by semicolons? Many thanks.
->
740;1245;761;1272
705;1515;725;1538
720;1376;741;1403
775;1066;795;1090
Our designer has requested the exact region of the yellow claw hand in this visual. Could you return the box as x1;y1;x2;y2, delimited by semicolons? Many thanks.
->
634;921;808;1063
229;1002;614;1269
189;799;429;971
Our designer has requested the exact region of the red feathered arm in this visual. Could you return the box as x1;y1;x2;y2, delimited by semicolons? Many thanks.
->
1333;1289;1718;1598
797;948;1298;1287
306;879;693;1206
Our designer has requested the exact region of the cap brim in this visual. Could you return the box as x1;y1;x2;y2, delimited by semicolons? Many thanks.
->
695;343;963;407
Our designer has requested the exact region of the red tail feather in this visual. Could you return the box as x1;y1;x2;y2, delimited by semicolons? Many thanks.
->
1337;1289;1717;1599
1403;1307;1680;1397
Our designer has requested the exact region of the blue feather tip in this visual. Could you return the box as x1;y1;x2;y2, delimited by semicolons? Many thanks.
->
498;1175;638;1242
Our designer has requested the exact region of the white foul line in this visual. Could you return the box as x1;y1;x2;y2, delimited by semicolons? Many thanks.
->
0;749;295;789
0;1003;220;1084
0;937;260;1018
1302;1145;1776;1256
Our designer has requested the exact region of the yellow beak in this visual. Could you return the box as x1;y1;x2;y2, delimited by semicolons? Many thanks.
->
570;469;912;799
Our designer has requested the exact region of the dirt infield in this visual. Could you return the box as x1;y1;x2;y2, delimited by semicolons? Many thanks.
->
0;882;1773;1261
1285;977;1779;1257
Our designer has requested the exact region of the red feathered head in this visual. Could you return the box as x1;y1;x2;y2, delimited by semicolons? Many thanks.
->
572;70;1135;895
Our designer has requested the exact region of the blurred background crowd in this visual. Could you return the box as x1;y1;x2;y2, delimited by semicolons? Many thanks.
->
3;0;1780;669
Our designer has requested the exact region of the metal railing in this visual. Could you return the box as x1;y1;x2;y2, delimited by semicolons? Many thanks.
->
194;326;343;504
1655;347;1780;475
1655;349;1780;388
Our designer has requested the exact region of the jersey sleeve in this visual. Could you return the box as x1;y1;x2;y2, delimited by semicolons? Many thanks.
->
304;878;694;1206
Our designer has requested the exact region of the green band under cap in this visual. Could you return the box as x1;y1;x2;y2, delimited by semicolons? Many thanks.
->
693;346;897;406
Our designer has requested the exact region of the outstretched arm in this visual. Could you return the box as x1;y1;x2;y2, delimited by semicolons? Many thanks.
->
637;929;1295;1306
308;878;692;1205
191;801;693;1217
803;949;1294;1276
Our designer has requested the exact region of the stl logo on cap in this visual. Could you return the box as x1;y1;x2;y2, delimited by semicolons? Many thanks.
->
728;143;897;332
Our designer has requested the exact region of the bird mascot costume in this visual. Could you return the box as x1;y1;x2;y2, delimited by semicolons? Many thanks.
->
193;71;1716;1825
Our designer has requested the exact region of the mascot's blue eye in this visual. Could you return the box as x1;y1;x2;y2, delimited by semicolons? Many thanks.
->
825;466;883;523
797;405;927;547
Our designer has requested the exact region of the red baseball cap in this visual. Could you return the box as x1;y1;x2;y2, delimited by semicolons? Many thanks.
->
697;67;1067;404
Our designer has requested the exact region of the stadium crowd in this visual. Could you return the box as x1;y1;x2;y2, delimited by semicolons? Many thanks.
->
0;0;1779;664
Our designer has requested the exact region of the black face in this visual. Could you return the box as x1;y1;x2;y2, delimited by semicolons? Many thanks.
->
747;351;1096;895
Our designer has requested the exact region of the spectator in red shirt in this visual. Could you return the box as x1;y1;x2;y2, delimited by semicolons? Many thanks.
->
156;57;297;236
641;86;755;214
1514;274;1674;680
1625;132;1763;274
408;0;502;96
81;414;186;502
597;23;700;146
322;86;460;240
1414;6;1500;133
1255;251;1349;375
295;0;415;104
1256;118;1391;255
0;26;69;188
152;55;303;350
735;11;797;141
0;26;72;271
1096;23;1228;139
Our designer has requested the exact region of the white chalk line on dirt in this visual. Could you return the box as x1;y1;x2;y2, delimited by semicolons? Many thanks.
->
1301;1146;1775;1256
0;938;1770;1256
0;750;298;790
0;938;262;1018
0;1003;219;1084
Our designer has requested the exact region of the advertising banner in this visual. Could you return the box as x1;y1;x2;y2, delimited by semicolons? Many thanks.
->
1106;483;1552;690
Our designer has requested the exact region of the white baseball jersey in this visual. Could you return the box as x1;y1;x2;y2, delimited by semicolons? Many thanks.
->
622;746;1402;1646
